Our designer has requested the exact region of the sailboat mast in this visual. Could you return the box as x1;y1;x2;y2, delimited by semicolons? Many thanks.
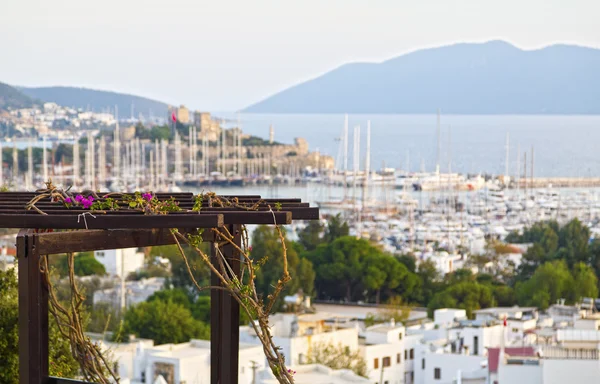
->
530;146;534;188
73;139;79;186
114;105;120;185
363;121;371;206
516;143;520;195
42;136;48;182
343;114;349;199
12;145;18;182
505;132;510;185
188;126;193;178
436;109;441;174
353;125;360;211
27;140;33;189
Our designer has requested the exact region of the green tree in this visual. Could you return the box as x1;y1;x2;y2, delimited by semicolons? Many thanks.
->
413;259;442;305
428;281;495;318
515;260;575;310
297;220;324;251
87;303;123;334
305;342;367;377
397;254;417;272
147;288;193;310
571;262;598;301
557;219;591;268
0;269;78;381
120;300;209;344
517;244;547;281
589;240;600;283
189;295;251;325
306;236;415;303
191;296;211;324
56;252;106;277
306;236;375;301
492;285;516;307
323;214;350;242
149;125;171;141
252;226;316;306
150;244;210;291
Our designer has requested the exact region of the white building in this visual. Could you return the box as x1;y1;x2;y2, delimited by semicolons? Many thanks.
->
240;313;360;367
360;320;406;384
497;345;600;384
93;277;166;309
258;364;371;384
95;248;145;277
102;337;371;384
420;251;463;275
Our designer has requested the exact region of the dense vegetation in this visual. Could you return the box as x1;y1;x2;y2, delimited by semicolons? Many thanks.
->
114;216;600;344
3;215;599;380
0;269;78;382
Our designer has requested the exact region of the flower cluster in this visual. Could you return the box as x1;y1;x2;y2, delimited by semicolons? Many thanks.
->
73;194;95;209
142;192;153;201
287;368;296;375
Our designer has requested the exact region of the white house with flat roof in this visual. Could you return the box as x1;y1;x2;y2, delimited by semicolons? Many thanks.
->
240;312;360;367
360;320;406;384
94;248;145;277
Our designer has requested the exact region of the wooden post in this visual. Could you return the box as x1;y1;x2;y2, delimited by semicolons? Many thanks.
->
18;229;48;384
211;224;241;384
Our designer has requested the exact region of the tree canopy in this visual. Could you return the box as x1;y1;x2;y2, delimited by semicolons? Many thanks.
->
306;236;415;303
55;252;106;277
0;268;78;382
120;299;209;344
252;226;316;306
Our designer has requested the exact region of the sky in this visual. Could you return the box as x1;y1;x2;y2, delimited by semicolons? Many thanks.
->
1;0;599;112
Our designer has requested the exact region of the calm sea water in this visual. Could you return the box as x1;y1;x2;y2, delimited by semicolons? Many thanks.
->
218;113;600;178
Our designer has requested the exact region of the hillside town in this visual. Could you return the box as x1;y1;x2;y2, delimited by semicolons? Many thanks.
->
0;101;333;189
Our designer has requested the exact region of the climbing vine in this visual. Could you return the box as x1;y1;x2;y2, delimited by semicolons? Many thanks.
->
27;181;295;383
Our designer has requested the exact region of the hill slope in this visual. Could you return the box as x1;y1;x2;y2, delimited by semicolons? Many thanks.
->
0;82;35;110
244;41;600;114
19;86;169;117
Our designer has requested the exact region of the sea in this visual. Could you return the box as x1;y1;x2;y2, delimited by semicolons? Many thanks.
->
218;113;600;178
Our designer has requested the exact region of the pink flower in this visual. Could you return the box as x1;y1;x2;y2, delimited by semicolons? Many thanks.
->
75;195;84;203
64;197;72;204
81;198;93;209
142;193;153;201
87;196;94;202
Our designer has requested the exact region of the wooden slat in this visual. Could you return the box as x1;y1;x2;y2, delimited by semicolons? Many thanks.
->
35;228;214;254
0;213;224;229
0;192;318;229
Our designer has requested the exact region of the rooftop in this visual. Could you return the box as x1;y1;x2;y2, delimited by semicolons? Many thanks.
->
474;307;537;315
260;364;370;384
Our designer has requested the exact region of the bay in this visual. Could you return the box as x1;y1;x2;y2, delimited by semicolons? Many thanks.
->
217;113;600;178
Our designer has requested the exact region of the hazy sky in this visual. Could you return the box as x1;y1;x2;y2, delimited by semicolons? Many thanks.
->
1;0;599;111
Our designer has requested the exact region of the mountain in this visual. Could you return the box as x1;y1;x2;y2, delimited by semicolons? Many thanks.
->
0;82;36;110
19;86;169;118
244;41;600;114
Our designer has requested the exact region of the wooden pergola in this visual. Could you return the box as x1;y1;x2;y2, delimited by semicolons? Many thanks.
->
1;192;319;384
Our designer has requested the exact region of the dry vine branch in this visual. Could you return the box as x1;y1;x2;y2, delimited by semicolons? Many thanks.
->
171;221;295;382
40;253;119;383
27;188;296;383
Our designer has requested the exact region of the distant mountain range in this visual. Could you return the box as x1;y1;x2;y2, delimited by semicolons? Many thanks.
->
0;82;36;110
244;41;600;114
18;86;169;118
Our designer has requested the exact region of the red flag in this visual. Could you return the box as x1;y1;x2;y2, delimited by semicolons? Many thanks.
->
503;316;507;327
171;111;177;122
